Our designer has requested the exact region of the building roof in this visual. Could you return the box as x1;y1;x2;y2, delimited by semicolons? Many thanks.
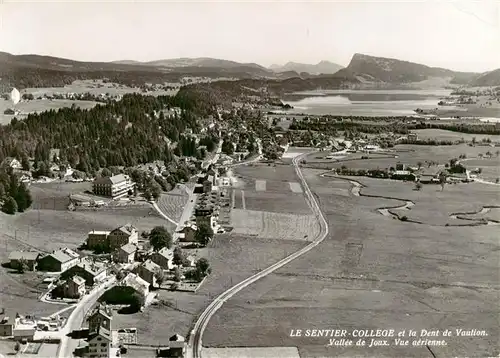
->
75;259;106;276
0;313;15;326
119;243;137;254
88;303;112;321
112;223;137;236
93;174;130;185
8;251;41;261
169;333;185;342
123;273;149;295
88;230;111;236
141;259;161;273
47;248;80;264
70;275;86;285
156;247;173;260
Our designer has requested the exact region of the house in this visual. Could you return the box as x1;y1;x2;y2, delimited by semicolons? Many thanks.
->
8;251;41;271
151;247;174;270
65;275;86;298
0;311;14;336
202;179;213;193
168;334;186;358
179;224;197;242
407;132;418;141
395;163;406;171
1;157;22;170
38;248;80;272
114;243;137;264
87;230;111;250
122;272;149;300
108;224;139;250
13;315;36;342
92;174;135;199
184;255;196;268
136;260;161;287
62;259;107;286
85;304;114;358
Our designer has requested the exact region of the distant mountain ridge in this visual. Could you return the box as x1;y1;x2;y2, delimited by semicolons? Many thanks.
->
469;69;500;86
336;53;479;85
269;60;344;75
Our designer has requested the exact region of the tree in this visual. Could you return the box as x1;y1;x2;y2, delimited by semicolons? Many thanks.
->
149;226;172;251
17;258;29;274
14;341;21;353
14;182;32;212
417;162;423;170
414;182;423;191
2;196;18;215
154;268;165;287
221;140;234;155
129;292;144;312
439;173;447;191
21;155;30;171
173;267;182;282
195;223;214;246
101;168;112;177
195;258;211;279
149;182;162;201
173;247;185;266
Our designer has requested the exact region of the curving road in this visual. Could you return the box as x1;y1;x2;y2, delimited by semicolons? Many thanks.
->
188;152;329;358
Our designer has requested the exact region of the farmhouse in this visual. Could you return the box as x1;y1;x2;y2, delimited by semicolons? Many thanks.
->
65;275;86;298
202;178;213;193
86;304;115;358
178;224;197;242
8;251;41;271
1;157;22;170
62;259;107;286
407;132;418;141
114;243;137;264
136;260;161;287
108;223;139;250
122;272;149;300
87;230;111;249
150;247;174;270
0;311;14;337
38;248;80;272
168;333;187;358
92;174;135;199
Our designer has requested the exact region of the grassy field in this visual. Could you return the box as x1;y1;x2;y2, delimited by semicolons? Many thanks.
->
233;164;311;215
0;99;101;124
413;129;500;142
111;235;307;346
230;209;319;241
1;79;179;124
305;144;498;172
157;192;188;223
204;168;499;358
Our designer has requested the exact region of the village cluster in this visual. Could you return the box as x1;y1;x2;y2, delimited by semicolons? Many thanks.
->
1;157;235;357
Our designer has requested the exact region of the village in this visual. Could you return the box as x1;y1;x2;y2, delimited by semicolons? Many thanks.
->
0;148;240;358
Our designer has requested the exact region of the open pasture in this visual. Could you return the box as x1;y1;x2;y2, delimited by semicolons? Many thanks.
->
0;99;101;124
413;129;500;142
305;144;497;171
205;168;499;357
234;163;298;182
112;235;307;346
243;190;311;215
230;209;319;241
203;347;300;358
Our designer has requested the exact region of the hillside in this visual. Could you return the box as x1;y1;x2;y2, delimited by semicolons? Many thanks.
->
469;69;500;87
338;53;478;85
270;61;344;75
0;52;274;90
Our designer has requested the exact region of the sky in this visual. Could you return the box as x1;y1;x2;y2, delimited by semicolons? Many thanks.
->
1;0;499;72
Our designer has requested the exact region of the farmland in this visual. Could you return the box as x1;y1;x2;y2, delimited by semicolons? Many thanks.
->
157;190;189;223
204;166;499;358
413;128;500;142
111;235;307;346
304;143;499;174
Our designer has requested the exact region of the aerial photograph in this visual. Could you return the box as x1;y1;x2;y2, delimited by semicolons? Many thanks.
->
0;1;499;358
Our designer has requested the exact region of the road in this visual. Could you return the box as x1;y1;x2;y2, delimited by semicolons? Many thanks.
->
187;151;329;358
56;277;116;358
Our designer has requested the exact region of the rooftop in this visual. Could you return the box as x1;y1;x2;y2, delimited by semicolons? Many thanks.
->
8;251;41;261
142;259;161;272
119;243;137;254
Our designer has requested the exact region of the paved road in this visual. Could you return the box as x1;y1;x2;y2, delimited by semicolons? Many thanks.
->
187;151;329;358
56;277;116;358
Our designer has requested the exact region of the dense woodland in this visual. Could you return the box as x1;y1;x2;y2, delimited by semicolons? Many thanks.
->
288;117;500;135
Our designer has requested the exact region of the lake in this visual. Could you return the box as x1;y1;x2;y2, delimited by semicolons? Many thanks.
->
283;89;455;116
